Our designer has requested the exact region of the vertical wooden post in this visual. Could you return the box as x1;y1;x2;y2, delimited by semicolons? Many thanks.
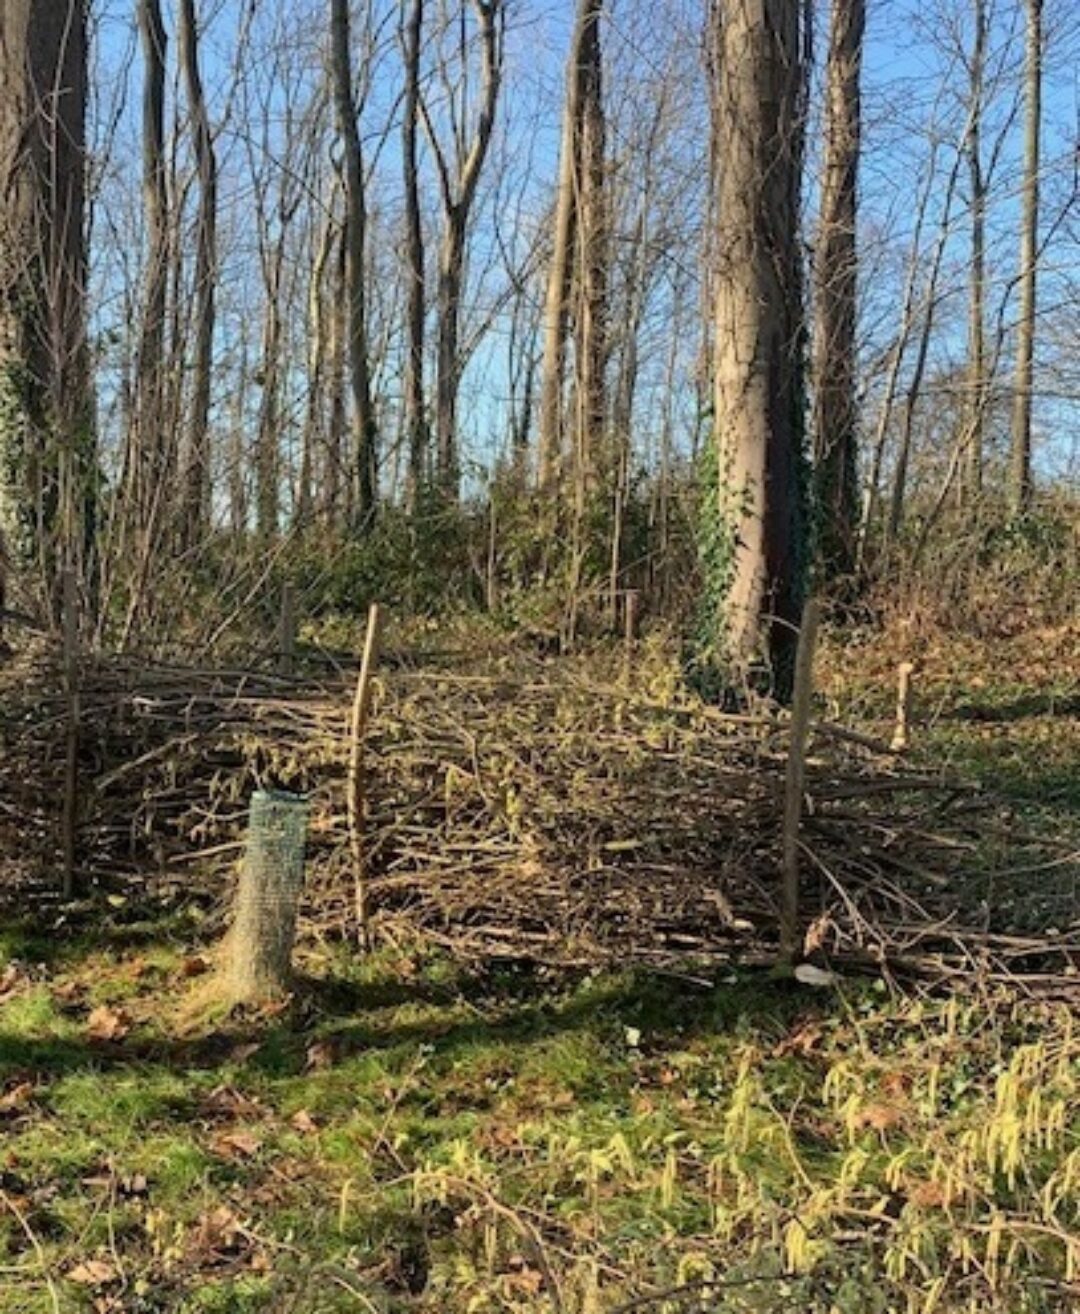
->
278;581;297;675
780;597;820;967
348;603;384;947
622;589;639;684
890;661;915;752
61;569;79;898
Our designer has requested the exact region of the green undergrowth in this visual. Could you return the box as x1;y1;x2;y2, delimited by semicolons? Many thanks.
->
1;927;1078;1313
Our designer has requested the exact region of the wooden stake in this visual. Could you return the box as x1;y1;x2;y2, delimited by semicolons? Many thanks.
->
278;581;297;675
890;661;915;752
780;597;820;967
348;603;384;946
623;589;639;684
61;569;79;899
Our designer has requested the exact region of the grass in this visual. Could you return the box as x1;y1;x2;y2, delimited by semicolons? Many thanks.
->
1;932;1078;1313
1;626;1078;1312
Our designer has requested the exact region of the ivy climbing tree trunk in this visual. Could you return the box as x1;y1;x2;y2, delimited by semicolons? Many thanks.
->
710;0;808;700
812;0;864;586
0;0;92;609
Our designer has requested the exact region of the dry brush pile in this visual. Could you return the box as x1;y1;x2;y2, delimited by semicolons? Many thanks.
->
2;639;1077;988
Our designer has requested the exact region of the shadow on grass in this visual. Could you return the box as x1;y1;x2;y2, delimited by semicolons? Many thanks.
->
0;958;815;1088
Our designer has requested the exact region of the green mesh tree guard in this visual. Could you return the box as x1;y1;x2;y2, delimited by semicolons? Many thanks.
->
225;788;308;1002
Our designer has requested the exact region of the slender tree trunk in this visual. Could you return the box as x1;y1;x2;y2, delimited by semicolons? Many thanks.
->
330;0;377;527
711;0;807;698
255;243;284;540
813;0;864;584
1009;0;1041;514
572;0;606;498
537;0;601;495
0;0;91;605
177;0;218;547
963;0;988;502
299;205;335;527
131;0;168;545
425;0;504;499
401;0;427;507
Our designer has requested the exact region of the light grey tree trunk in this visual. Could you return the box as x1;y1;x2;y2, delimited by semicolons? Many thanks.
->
711;0;807;698
1009;0;1042;514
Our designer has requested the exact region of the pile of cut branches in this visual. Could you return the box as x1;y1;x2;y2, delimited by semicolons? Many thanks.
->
2;642;1077;989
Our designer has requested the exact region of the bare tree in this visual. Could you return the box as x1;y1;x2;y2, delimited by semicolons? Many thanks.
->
177;0;218;546
330;0;378;527
401;0;427;506
710;0;807;695
1009;0;1041;513
962;0;988;501
130;0;169;546
813;0;865;584
421;0;505;497
0;0;91;607
537;0;602;495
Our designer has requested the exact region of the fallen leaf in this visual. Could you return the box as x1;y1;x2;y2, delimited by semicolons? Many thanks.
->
86;1005;131;1043
0;1082;35;1114
858;1103;904;1132
67;1259;118;1287
201;1085;262;1119
191;1205;245;1258
210;1129;263;1159
304;1039;337;1071
289;1109;318;1134
180;955;210;979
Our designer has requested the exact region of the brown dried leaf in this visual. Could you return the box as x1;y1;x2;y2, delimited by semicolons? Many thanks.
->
289;1108;318;1134
210;1129;263;1159
67;1258;118;1287
304;1039;337;1071
86;1005;131;1043
0;1081;35;1114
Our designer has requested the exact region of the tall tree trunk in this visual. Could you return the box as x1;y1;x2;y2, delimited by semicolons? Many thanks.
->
177;0;218;547
1009;0;1041;514
401;0;427;507
537;0;600;495
711;0;807;699
299;205;335;527
131;0;169;546
330;0;377;527
571;0;606;498
812;0;864;584
963;0;987;502
424;0;504;499
0;0;91;607
255;242;284;540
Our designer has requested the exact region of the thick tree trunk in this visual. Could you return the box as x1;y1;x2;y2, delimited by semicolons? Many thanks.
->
711;0;807;698
0;0;91;604
1009;0;1041;515
177;0;218;547
812;0;864;584
330;0;377;527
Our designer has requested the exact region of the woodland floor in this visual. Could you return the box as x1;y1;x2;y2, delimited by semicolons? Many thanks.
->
0;621;1077;1312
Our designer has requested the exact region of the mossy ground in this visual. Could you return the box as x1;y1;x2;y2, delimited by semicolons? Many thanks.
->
1;625;1077;1313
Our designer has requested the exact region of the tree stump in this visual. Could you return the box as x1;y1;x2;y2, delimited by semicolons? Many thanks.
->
221;789;308;1004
